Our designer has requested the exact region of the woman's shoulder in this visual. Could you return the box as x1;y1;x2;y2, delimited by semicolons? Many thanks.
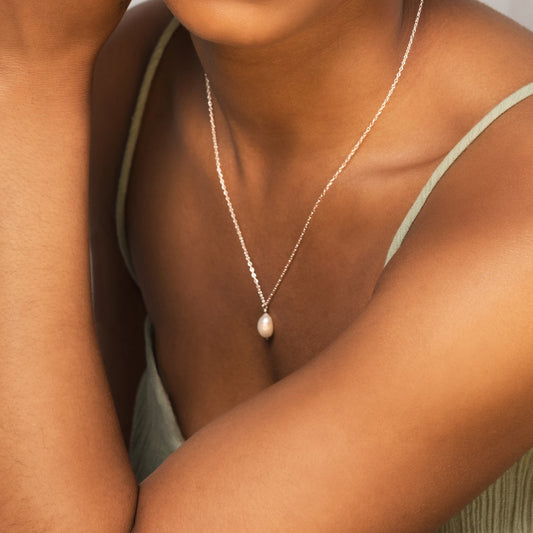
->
417;0;533;213
91;0;175;180
379;2;533;322
425;0;533;125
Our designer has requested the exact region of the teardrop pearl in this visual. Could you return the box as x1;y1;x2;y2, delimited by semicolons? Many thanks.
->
257;312;274;339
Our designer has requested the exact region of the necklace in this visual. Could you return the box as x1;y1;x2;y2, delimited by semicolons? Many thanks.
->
205;0;424;340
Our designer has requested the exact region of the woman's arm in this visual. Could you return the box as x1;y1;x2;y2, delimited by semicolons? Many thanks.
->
0;2;137;531
131;100;533;531
2;2;533;532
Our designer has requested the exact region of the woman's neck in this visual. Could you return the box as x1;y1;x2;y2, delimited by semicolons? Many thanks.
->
190;0;419;169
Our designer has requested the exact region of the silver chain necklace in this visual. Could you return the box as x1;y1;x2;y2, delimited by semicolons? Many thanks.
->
205;0;424;340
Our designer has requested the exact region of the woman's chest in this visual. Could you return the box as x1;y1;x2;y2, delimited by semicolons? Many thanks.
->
125;132;434;437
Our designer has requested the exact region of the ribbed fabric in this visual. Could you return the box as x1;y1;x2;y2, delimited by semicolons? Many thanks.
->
438;450;533;533
128;317;184;482
115;17;533;530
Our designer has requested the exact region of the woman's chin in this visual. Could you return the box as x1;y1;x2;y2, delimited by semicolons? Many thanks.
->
163;0;346;48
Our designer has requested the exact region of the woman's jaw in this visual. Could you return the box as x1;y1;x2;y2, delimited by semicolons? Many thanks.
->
163;0;370;48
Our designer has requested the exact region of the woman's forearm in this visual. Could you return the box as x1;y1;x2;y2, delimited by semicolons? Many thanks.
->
0;61;137;532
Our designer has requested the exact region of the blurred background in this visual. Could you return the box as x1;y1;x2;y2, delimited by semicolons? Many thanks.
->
128;0;533;30
483;0;533;29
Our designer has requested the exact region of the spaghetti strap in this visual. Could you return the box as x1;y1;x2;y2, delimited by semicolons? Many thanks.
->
384;81;533;267
116;18;181;285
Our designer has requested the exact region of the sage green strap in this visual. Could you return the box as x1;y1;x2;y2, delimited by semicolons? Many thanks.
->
384;81;533;267
116;18;181;285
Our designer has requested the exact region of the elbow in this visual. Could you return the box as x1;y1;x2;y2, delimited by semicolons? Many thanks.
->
74;464;140;533
104;471;140;533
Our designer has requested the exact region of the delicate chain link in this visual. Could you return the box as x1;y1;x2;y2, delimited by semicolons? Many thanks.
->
205;0;424;314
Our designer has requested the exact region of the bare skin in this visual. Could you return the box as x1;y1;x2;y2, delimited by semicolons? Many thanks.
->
0;2;137;531
1;0;533;531
94;0;533;440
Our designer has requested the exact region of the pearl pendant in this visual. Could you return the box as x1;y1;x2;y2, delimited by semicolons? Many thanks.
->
257;312;274;339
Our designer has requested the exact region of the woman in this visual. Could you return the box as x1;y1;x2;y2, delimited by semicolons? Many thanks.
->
1;0;533;530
